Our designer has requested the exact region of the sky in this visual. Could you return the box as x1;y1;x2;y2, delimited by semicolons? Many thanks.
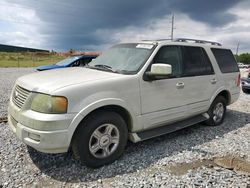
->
0;0;250;53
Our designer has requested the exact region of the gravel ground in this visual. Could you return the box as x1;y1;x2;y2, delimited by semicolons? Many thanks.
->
0;68;250;187
0;68;34;117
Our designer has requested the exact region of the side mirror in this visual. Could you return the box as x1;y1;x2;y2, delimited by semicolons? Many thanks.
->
145;64;172;80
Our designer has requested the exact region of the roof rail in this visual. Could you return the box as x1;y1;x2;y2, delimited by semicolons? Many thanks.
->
141;39;172;42
174;38;222;46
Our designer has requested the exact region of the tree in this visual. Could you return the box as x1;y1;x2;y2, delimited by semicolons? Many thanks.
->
235;53;250;64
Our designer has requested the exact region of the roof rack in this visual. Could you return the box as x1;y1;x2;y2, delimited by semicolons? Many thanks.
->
174;38;222;46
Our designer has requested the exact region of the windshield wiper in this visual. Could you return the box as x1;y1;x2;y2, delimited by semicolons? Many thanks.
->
86;64;118;73
94;64;113;70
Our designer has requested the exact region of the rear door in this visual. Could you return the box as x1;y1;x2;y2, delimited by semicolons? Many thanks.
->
179;46;218;117
211;48;240;102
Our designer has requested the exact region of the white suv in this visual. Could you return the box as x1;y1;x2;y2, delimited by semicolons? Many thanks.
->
8;38;240;167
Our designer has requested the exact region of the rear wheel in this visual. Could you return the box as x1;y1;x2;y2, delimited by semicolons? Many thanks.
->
72;110;128;168
205;96;226;126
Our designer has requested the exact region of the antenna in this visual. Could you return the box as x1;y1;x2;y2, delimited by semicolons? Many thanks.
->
236;42;240;55
171;13;174;41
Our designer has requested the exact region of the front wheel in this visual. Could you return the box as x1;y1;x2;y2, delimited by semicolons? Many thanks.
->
72;110;128;168
205;96;226;126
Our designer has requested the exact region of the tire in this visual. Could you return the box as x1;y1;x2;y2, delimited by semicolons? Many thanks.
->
205;96;227;126
72;110;128;168
242;88;250;94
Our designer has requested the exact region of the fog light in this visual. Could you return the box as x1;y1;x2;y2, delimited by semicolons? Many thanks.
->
28;132;40;141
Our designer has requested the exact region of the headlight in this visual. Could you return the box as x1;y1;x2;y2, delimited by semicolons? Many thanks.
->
31;93;68;114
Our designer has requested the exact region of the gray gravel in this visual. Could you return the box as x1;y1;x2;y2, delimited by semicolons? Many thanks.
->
0;68;34;117
0;68;250;187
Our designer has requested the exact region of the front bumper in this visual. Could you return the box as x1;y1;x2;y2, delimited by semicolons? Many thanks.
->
242;85;250;89
8;100;76;153
241;79;250;89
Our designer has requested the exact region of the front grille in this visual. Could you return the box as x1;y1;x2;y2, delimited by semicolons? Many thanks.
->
12;85;30;108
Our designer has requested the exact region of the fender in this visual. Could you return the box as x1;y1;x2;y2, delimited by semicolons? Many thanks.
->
66;98;141;146
209;86;230;106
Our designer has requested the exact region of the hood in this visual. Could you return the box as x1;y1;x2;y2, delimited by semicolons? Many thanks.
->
17;67;123;93
36;64;64;71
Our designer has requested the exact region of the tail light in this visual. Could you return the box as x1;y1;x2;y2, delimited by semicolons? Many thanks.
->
236;73;241;87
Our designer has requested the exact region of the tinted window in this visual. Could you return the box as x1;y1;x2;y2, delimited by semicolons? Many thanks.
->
201;48;214;74
181;46;214;76
154;46;182;77
211;48;239;73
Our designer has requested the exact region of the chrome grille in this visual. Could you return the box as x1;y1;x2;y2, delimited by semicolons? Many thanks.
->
12;85;30;108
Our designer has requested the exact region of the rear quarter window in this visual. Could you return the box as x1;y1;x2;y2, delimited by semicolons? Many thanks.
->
211;48;239;73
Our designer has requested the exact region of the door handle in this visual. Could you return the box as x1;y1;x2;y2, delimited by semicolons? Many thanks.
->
211;78;217;84
176;82;185;89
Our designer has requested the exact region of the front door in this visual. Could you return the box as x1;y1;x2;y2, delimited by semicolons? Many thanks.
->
140;46;188;130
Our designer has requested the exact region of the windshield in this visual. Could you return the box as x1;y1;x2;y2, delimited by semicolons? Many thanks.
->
56;56;80;66
88;43;155;74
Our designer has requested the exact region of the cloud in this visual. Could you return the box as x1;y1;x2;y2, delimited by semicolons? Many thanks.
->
169;0;242;26
1;0;249;53
98;8;250;54
0;0;45;48
15;0;172;50
218;1;250;52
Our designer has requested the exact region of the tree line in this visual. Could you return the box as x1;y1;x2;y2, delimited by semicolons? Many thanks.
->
235;53;250;64
0;44;49;53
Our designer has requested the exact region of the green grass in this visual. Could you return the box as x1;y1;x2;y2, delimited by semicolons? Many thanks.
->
0;52;65;67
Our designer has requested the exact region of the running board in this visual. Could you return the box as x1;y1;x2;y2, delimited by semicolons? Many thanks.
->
129;114;208;142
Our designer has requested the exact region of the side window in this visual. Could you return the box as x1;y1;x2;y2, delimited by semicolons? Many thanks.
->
181;46;214;76
154;46;182;77
211;48;239;73
79;59;86;66
72;60;80;67
201;48;214;74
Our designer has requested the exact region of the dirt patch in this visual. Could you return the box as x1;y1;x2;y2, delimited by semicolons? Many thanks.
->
168;156;250;176
214;156;250;176
168;159;216;176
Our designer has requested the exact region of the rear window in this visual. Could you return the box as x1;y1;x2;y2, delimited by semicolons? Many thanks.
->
211;48;239;73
